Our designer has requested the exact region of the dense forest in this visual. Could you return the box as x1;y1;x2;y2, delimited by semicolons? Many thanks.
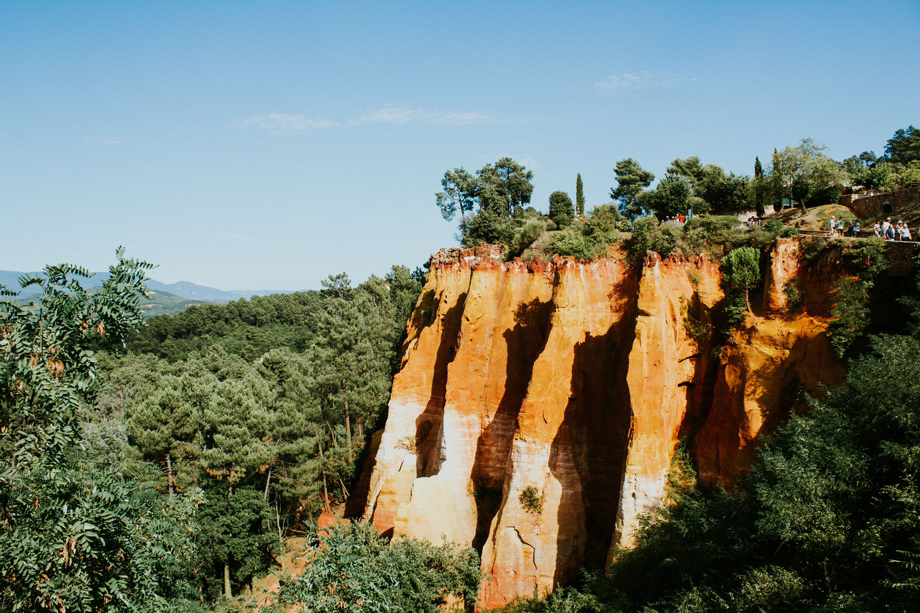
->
2;125;919;612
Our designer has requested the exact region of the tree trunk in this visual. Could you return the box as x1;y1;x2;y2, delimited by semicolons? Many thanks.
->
316;428;332;514
166;453;174;501
225;484;234;598
344;394;353;465
263;466;272;501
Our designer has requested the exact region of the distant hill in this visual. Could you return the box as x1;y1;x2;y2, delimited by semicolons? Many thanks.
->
0;270;294;302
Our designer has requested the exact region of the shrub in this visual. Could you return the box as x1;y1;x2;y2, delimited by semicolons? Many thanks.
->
626;217;678;261
520;486;544;514
508;220;547;259
679;215;743;255
549;228;604;261
462;209;515;248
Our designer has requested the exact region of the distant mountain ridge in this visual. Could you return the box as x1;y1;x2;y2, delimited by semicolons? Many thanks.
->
0;270;294;302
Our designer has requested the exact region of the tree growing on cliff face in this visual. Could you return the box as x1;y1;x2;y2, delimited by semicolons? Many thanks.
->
575;173;585;216
611;158;654;216
721;246;761;314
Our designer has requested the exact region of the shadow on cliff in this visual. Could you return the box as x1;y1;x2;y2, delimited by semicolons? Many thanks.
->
415;292;468;478
550;275;638;584
470;298;553;553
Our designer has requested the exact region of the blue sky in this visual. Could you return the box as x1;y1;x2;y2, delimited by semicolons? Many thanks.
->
2;1;918;290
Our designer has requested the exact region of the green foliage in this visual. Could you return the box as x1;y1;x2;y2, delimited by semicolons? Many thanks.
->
642;173;694;219
677;215;742;255
195;484;280;601
611;158;654;216
519;486;544;514
625;217;678;261
462;209;515;248
0;250;207;612
770;138;847;209
575;174;585;217
549;228;604;261
276;522;481;613
751;156;767;217
548;191;575;229
721;246;761;313
885;125;920;165
680;296;709;345
436;158;535;246
697;165;750;215
509;220;548;259
783;279;804;311
437;168;478;233
828;237;888;358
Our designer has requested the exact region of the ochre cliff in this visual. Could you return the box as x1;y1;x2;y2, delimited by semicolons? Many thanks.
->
360;242;845;608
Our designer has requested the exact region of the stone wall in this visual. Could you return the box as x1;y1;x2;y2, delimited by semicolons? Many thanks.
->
843;184;920;220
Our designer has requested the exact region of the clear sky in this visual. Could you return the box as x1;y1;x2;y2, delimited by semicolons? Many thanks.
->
2;1;918;290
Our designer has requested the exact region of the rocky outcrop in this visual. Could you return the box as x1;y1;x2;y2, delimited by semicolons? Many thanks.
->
359;244;845;608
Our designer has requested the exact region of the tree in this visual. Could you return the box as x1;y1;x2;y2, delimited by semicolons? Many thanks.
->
721;247;761;314
195;484;280;602
885;125;920;165
436;158;535;247
751;156;767;217
641;173;694;219
666;156;706;188
436;168;478;234
0;249;203;612
477;157;534;218
770;138;847;210
697;165;750;215
575;174;585;216
611;158;654;216
548;190;574;228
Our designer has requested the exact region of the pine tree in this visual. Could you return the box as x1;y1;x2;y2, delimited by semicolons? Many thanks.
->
576;173;585;216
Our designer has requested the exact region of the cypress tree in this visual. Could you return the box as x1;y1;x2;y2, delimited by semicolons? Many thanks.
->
753;156;765;217
576;173;585;216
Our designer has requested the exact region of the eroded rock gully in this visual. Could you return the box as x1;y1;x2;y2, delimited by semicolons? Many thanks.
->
359;241;845;609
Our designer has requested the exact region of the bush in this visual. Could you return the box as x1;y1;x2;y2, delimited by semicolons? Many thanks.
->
679;215;742;254
508;220;548;259
548;191;575;229
520;486;544;514
626;217;678;261
549;228;605;261
462;210;515;248
277;522;481;613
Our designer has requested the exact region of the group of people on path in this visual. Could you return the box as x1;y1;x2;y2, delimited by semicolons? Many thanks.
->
828;215;861;237
828;215;913;241
874;217;912;241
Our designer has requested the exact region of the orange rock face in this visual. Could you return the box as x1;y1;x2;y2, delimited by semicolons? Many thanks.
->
360;244;845;609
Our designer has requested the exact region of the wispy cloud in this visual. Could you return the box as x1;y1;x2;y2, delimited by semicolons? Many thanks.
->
356;104;491;126
234;105;491;134
86;136;126;145
237;113;339;134
594;71;695;91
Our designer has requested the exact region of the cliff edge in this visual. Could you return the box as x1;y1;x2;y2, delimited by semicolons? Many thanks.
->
360;241;845;608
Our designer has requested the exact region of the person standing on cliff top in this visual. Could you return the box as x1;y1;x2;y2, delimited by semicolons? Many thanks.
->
829;215;836;236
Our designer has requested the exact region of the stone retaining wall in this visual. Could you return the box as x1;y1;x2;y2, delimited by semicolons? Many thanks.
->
843;184;920;219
